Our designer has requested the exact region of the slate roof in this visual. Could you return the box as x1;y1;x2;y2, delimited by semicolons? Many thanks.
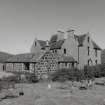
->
31;51;45;62
76;34;101;50
50;39;65;50
6;53;35;63
77;34;87;46
92;40;101;50
37;33;101;51
5;50;76;63
6;52;45;63
49;34;87;50
49;34;58;44
38;40;47;49
0;52;13;63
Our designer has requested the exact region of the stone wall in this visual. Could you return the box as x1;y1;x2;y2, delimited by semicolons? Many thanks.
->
35;52;58;79
0;63;4;71
5;63;33;73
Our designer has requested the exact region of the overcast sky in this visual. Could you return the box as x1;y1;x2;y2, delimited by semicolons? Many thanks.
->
0;0;104;54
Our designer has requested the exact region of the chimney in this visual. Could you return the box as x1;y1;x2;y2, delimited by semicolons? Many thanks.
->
57;30;64;41
45;40;50;51
67;29;75;39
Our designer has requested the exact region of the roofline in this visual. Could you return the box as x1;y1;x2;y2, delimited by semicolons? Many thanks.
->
93;48;102;50
58;61;77;63
5;61;37;63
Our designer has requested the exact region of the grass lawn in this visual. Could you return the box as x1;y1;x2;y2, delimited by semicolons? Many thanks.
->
0;81;105;105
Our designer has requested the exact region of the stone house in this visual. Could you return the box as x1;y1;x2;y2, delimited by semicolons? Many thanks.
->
5;50;77;79
31;29;101;69
0;29;101;79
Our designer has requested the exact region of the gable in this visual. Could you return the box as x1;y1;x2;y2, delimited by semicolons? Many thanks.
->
35;51;58;72
76;34;101;50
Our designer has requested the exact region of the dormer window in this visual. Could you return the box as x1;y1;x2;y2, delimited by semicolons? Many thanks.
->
35;42;37;46
64;48;66;54
88;37;90;43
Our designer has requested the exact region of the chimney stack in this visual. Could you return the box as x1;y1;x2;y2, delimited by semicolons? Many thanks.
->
57;30;64;41
45;40;50;51
67;29;75;39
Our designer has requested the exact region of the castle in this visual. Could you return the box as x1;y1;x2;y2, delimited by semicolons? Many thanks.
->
0;29;102;79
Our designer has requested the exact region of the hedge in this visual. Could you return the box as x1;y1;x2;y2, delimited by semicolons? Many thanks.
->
51;64;105;82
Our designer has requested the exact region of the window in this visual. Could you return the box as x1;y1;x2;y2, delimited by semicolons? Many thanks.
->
65;63;67;67
88;37;90;43
95;49;97;57
24;63;30;70
52;50;54;53
88;47;90;56
72;63;74;68
88;60;90;66
3;64;6;71
35;42;37;46
95;60;97;65
55;50;57;53
53;50;57;53
64;48;66;54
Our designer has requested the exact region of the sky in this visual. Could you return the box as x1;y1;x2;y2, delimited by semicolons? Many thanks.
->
0;0;104;54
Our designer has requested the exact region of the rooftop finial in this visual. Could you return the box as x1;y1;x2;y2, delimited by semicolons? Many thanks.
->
46;40;49;46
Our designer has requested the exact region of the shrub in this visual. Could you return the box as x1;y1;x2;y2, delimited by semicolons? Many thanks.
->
84;64;104;79
25;73;38;83
51;64;104;82
84;66;95;80
51;68;84;82
51;68;69;82
98;64;105;77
